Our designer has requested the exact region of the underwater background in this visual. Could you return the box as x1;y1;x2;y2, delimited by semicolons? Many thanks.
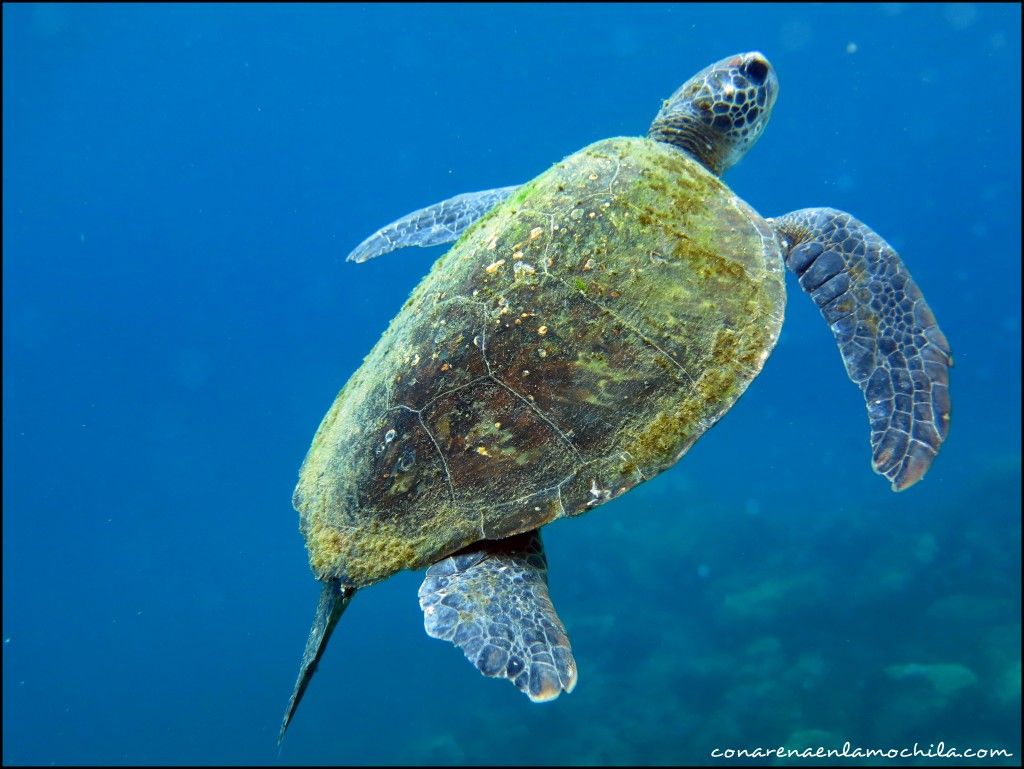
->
3;3;1020;765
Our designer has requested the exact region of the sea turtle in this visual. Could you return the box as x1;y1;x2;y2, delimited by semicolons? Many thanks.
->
280;52;952;739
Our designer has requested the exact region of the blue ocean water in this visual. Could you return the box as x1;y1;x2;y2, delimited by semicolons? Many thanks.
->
3;3;1020;765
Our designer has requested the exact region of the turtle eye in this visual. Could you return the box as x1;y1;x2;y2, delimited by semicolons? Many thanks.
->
741;58;769;84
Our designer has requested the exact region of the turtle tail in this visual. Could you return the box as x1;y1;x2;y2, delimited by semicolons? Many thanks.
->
278;580;355;744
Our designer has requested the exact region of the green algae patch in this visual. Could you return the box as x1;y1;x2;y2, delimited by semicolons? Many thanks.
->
307;517;421;584
307;502;477;585
510;178;542;206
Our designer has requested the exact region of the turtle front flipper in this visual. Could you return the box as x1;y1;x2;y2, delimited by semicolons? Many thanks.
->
418;529;577;702
346;185;521;263
772;208;952;491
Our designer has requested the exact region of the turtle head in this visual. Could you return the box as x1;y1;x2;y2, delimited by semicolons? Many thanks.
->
649;52;778;176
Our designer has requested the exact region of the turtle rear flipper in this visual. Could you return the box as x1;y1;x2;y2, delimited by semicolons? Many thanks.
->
773;208;952;491
346;185;521;263
418;529;577;701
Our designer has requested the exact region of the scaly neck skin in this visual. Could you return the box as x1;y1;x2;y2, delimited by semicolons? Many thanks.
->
648;112;727;177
